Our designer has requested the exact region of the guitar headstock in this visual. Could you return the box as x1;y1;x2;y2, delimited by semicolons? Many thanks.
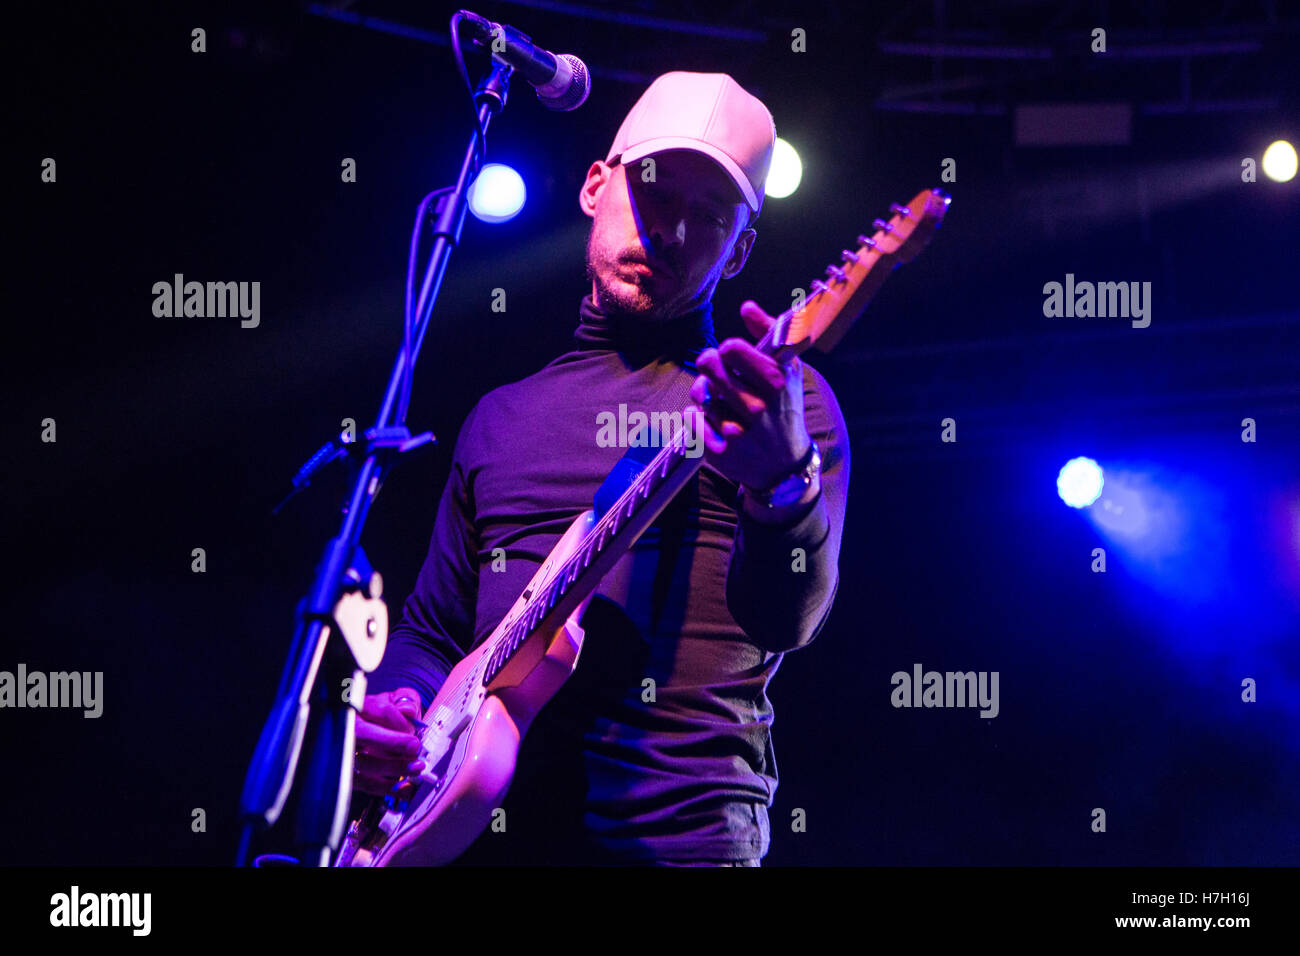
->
776;188;950;354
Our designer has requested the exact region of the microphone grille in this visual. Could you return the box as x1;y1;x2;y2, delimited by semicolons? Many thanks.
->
539;54;590;111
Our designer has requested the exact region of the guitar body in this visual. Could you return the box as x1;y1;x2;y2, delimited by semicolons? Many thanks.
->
335;511;597;867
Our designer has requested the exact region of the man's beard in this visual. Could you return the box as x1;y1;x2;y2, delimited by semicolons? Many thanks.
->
585;228;684;322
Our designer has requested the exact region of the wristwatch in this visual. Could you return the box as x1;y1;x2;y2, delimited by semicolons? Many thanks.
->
740;439;822;509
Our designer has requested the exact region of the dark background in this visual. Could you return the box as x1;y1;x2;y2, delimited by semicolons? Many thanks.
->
7;0;1299;865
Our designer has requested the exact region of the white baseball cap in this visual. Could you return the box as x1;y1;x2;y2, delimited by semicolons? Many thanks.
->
606;71;776;220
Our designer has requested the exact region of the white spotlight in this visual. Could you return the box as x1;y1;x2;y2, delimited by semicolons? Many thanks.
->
765;138;802;200
1262;140;1297;183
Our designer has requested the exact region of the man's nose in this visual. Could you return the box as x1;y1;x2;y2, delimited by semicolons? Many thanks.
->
647;207;687;254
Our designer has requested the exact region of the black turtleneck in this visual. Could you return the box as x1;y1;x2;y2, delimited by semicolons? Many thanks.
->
369;294;850;864
572;293;717;371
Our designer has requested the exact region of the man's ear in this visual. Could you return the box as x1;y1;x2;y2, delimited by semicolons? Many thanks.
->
721;226;757;280
579;160;613;218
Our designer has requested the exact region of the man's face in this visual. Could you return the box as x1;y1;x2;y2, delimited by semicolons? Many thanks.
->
581;149;756;321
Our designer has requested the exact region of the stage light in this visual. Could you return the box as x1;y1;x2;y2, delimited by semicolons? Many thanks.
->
765;138;802;199
1262;140;1297;183
468;163;526;223
1083;462;1234;612
1057;457;1104;508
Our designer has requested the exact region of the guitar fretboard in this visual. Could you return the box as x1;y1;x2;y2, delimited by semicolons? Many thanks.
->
479;313;792;687
475;190;942;687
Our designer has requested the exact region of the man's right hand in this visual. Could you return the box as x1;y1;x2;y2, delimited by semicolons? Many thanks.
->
353;687;426;796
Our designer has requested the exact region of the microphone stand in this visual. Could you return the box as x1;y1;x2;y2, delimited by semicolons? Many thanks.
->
235;60;514;867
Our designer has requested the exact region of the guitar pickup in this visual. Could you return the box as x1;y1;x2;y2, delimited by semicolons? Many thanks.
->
438;708;472;739
417;767;443;789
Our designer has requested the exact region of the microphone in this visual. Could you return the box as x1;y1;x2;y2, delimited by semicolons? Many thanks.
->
459;10;590;111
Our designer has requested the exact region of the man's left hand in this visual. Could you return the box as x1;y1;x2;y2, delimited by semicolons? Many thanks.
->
688;300;815;513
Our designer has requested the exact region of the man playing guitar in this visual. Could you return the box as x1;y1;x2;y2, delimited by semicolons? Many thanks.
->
352;71;849;866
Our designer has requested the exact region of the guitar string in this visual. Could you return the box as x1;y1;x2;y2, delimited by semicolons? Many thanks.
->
368;203;929;813
389;201;917;753
408;236;882;755
409;310;797;761
461;207;916;697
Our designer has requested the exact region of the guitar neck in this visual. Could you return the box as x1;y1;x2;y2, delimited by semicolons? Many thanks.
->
480;271;876;688
481;188;951;688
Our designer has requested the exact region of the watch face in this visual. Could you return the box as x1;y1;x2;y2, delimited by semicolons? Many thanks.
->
802;440;821;478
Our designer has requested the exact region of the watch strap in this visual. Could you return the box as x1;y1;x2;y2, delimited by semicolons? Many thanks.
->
741;438;821;509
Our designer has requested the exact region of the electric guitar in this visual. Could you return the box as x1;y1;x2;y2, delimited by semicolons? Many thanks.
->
334;188;950;866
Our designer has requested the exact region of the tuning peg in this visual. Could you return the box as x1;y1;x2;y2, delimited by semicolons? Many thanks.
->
825;264;847;282
889;203;912;216
872;218;894;232
810;279;830;296
856;234;877;248
841;249;860;263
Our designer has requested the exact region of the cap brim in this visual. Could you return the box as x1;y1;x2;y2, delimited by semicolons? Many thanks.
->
617;138;760;213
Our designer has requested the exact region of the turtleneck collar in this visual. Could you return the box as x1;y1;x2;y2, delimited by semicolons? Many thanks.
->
573;293;717;371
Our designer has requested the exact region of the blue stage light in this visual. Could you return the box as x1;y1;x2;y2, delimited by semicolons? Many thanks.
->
468;164;526;223
1058;456;1104;508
